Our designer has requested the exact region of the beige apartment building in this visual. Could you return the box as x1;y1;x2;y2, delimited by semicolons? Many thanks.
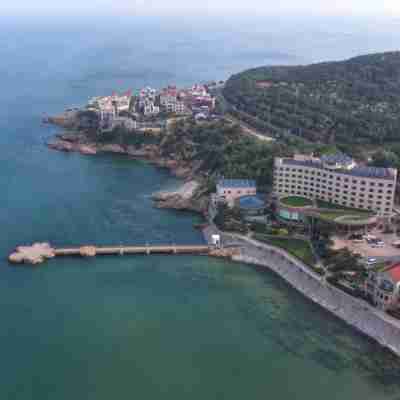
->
273;153;397;217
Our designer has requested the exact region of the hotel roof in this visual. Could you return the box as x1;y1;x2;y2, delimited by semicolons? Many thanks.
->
281;158;396;181
218;179;256;188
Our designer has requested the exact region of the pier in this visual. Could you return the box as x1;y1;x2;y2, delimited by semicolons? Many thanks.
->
8;243;213;265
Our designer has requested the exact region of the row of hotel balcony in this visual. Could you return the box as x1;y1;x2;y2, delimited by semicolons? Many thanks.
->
274;178;394;198
275;168;395;188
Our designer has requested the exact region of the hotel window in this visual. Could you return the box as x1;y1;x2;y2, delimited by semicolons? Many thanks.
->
361;181;366;185
388;184;393;188
336;176;341;180
379;183;384;187
370;182;375;186
369;189;374;193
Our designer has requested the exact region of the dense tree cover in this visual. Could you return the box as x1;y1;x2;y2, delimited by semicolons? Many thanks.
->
94;126;158;146
223;52;400;145
325;248;363;274
159;119;293;189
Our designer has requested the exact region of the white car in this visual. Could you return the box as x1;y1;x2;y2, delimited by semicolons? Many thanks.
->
365;257;378;266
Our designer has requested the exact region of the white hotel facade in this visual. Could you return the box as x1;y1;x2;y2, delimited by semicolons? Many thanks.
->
273;153;397;217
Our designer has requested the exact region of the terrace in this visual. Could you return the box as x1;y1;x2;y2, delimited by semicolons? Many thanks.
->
278;196;377;226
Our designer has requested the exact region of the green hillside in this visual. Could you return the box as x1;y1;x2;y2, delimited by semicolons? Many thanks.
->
223;52;400;145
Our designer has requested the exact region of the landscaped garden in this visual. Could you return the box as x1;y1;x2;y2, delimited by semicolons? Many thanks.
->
253;234;316;266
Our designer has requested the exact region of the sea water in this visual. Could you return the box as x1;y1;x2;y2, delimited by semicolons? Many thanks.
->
1;14;400;399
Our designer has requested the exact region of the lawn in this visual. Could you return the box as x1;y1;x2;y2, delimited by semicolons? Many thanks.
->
317;210;374;222
253;234;316;266
280;196;313;208
316;199;372;215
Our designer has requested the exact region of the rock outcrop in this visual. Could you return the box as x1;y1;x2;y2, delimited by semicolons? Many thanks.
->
152;180;209;213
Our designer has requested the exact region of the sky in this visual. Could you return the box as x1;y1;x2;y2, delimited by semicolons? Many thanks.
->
2;0;400;17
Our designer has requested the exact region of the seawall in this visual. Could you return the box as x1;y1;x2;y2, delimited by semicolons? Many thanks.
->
223;233;400;356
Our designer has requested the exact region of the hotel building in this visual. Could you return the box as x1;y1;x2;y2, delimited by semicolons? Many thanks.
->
273;153;397;217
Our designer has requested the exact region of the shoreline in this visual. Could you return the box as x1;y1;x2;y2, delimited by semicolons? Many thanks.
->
217;230;400;357
46;123;400;358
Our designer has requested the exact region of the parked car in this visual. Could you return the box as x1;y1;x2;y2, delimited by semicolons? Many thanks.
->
365;257;378;266
349;233;364;243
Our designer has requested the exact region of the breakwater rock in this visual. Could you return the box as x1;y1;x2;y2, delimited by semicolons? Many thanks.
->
152;180;209;213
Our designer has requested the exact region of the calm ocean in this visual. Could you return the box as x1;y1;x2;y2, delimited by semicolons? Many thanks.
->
1;14;400;399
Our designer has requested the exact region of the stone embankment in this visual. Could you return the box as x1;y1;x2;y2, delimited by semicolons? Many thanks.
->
200;223;400;357
224;233;400;356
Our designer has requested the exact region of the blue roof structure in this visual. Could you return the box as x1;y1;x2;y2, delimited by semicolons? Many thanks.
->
218;179;256;188
238;195;265;210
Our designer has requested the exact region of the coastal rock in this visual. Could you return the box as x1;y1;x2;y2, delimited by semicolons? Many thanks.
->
46;111;79;129
153;180;200;201
152;180;209;213
79;145;97;155
47;140;75;152
98;144;127;154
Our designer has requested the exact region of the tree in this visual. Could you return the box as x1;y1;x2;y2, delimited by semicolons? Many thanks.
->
370;150;399;169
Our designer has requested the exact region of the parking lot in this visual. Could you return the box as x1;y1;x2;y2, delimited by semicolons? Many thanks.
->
332;230;400;260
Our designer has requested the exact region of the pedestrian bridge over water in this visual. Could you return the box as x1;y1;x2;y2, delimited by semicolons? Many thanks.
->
8;243;213;265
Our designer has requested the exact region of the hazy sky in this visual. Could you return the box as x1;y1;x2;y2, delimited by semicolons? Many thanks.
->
2;0;400;17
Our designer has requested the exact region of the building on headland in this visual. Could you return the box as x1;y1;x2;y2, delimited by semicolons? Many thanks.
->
138;87;160;116
216;179;257;207
159;86;187;114
365;263;400;311
273;153;397;217
88;90;133;129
